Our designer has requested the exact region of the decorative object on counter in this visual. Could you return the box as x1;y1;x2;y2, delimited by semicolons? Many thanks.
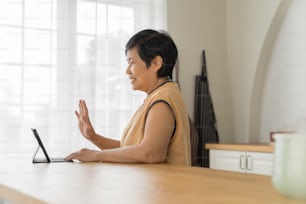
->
272;133;306;200
269;131;294;143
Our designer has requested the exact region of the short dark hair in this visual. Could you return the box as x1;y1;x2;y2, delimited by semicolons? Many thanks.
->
125;29;178;79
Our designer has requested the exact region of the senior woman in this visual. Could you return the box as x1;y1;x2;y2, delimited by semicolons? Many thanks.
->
65;29;191;166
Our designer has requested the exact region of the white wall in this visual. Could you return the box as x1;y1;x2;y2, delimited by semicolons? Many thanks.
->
168;0;281;143
257;0;306;141
167;0;232;142
227;0;281;142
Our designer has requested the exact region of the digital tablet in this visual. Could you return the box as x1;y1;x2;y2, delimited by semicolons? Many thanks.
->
31;128;73;163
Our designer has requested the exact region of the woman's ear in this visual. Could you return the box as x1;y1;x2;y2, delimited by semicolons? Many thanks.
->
151;55;163;71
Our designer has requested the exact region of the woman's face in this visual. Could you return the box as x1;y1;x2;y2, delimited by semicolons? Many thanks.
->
126;47;159;93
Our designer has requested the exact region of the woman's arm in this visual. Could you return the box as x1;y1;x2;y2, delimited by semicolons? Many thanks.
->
66;101;175;163
89;133;120;150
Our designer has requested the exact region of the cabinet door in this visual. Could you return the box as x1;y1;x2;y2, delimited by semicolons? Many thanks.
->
210;150;246;173
245;152;273;176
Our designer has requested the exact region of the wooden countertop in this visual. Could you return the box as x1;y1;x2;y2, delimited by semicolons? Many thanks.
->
0;154;303;204
205;143;274;153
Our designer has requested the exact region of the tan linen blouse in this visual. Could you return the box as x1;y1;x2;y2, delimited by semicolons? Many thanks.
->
121;81;191;166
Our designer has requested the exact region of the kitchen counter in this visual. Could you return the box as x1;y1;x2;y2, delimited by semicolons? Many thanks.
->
206;143;274;153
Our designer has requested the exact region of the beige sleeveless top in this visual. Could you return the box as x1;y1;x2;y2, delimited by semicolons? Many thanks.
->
121;82;191;166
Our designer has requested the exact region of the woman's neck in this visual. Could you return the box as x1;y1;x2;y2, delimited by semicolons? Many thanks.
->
147;77;171;95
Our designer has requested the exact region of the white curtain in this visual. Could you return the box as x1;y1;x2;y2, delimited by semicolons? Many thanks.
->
0;0;167;155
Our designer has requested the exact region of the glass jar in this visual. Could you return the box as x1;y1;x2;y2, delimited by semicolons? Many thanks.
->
272;133;306;200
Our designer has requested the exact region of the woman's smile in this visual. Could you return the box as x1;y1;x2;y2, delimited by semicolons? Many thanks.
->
129;77;136;84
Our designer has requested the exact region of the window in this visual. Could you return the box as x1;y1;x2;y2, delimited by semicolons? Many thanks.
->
0;0;166;154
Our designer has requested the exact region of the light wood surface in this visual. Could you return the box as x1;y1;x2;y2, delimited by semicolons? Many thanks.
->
206;143;274;153
0;154;303;204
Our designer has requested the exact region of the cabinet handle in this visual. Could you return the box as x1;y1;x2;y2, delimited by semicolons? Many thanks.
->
240;155;245;170
246;155;252;170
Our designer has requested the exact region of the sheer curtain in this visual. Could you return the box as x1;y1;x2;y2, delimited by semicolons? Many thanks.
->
0;0;166;155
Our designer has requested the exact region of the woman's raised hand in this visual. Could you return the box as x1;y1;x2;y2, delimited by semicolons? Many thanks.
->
75;100;96;141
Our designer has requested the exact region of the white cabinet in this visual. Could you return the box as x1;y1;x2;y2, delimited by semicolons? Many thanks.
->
209;149;273;176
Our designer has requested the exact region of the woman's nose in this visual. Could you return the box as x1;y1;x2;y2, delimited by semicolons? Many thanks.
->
126;65;131;74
